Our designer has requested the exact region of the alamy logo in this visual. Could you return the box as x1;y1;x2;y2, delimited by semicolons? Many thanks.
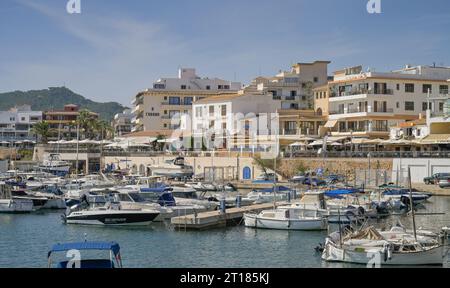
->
66;0;81;14
367;0;381;14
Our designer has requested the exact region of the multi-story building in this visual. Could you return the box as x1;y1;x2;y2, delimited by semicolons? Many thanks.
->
244;61;330;110
191;91;281;150
0;105;42;143
112;109;133;137
131;68;241;133
44;104;98;140
322;65;450;139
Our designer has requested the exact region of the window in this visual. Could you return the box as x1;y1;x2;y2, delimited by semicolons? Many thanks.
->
169;110;179;117
209;106;214;116
195;107;202;117
302;96;306;101
405;83;415;93
315;93;319;100
21;117;25;121
269;90;277;96
181;85;187;90
439;102;444;112
396;102;400;109
206;85;211;90
184;97;193;105
164;123;167;128
224;85;230;90
290;91;297;97
284;77;298;84
422;84;432;93
218;85;223;90
221;105;227;116
405;101;415;111
396;84;400;90
439;85;449;94
422;102;432;111
313;77;319;83
164;110;167;114
169;97;180;105
222;122;227;130
164;96;167;100
209;120;215;128
153;83;165;89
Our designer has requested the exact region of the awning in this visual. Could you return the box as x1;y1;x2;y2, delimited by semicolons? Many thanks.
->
324;120;338;128
420;134;450;144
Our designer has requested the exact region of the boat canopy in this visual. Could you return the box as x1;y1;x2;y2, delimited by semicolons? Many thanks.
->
324;188;360;198
48;241;121;258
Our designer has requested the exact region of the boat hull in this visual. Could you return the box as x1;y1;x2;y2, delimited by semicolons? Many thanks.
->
244;214;325;231
322;239;445;265
66;211;159;226
0;199;34;213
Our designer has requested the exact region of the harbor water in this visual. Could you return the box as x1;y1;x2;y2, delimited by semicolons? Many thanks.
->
1;196;449;268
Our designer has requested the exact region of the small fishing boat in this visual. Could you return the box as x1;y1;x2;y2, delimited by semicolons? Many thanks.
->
322;226;447;266
244;207;326;231
48;241;123;268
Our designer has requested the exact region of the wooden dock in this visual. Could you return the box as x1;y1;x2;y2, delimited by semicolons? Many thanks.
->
171;202;285;230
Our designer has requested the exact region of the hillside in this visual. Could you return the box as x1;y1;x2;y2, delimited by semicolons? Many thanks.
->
0;87;128;121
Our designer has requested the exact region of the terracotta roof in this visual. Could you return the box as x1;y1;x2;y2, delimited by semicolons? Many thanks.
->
194;93;251;104
124;130;174;138
393;118;427;128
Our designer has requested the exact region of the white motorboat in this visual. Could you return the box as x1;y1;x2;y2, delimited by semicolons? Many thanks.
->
244;207;326;231
63;195;160;226
146;157;194;179
0;184;34;213
112;189;174;222
37;154;71;176
171;186;218;211
243;187;291;204
322;226;447;266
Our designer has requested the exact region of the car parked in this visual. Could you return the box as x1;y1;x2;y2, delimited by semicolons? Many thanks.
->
302;177;327;186
424;173;450;185
438;177;450;189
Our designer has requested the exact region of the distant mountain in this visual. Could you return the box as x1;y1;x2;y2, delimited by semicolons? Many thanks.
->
0;87;128;121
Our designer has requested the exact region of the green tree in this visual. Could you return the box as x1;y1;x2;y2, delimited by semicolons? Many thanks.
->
31;121;51;144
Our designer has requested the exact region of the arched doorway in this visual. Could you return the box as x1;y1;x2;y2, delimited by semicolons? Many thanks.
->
316;108;323;116
243;167;251;180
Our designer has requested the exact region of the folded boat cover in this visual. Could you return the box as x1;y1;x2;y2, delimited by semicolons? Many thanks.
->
343;226;384;241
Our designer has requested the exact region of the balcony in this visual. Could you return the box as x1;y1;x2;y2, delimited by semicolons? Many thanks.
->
330;88;394;98
329;108;393;115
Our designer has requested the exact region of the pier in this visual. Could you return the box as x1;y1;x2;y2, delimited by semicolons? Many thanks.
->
171;202;286;230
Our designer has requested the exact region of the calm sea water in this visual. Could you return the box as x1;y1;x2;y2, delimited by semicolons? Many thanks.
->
1;196;449;268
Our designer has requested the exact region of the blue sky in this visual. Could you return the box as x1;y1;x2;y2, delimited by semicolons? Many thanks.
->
0;0;449;106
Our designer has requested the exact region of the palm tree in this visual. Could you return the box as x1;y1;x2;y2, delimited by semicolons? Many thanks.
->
76;110;97;139
95;120;114;140
31;121;51;144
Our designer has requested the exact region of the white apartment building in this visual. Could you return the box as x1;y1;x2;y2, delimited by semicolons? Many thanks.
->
324;65;450;139
0;105;42;143
190;92;281;150
131;68;241;133
112;109;133;136
244;61;330;110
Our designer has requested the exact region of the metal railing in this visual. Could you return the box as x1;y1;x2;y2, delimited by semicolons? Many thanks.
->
284;150;450;159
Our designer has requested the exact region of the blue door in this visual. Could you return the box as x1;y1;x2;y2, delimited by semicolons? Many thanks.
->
243;167;251;180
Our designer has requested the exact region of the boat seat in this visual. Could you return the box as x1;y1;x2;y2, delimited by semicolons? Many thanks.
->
57;259;115;269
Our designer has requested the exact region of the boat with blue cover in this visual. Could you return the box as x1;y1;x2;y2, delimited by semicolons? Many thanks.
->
48;241;123;268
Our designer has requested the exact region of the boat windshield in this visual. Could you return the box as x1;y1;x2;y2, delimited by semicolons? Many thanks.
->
172;191;197;199
128;193;146;203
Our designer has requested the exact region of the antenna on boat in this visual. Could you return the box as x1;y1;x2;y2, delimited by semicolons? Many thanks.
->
407;167;417;241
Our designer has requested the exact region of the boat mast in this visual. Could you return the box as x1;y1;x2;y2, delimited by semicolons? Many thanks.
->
407;167;417;241
75;122;80;180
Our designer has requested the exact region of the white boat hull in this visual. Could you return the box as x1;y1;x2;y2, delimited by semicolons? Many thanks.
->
244;213;325;231
322;239;445;265
0;199;34;213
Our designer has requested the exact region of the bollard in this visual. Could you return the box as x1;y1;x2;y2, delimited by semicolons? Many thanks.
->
236;195;242;208
220;199;227;214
